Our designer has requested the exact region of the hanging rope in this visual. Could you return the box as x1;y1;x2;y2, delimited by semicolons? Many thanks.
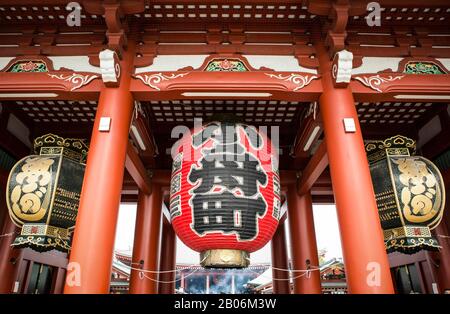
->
123;263;182;274
139;268;200;284
132;265;319;284
245;266;320;281
120;261;320;284
123;251;212;275
271;265;320;273
0;232;17;238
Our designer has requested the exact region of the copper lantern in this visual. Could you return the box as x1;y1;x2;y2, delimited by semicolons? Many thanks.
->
365;135;445;254
6;134;88;252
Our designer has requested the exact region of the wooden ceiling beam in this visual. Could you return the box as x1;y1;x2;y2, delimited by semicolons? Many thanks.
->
130;109;157;165
311;194;335;204
422;110;450;159
0;0;74;4
297;140;329;195
151;169;171;186
280;170;297;188
125;140;152;194
120;194;138;203
292;106;323;158
360;123;418;139
365;0;450;6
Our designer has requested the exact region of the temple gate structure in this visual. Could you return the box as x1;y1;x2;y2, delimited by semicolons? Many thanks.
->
0;0;449;294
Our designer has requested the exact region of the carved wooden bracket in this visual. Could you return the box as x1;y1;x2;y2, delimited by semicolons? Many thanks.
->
83;0;145;57
307;0;364;58
104;3;126;55
325;1;350;56
331;50;353;88
99;49;121;87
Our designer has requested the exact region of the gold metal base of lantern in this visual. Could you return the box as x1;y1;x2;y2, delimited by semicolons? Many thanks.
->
200;249;250;268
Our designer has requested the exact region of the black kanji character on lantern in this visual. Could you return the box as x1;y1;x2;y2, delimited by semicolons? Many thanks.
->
190;191;266;240
189;152;267;196
188;122;268;241
192;122;263;159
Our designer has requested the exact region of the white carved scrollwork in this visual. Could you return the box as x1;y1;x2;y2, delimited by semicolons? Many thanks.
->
354;75;404;92
47;73;99;91
134;72;189;91
99;49;120;86
264;73;318;91
332;50;353;86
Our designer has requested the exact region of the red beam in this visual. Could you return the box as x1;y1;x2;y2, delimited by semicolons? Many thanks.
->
151;169;171;186
422;111;450;159
120;194;138;203
270;220;290;294
297;140;328;196
131;114;157;162
125;141;152;195
131;71;322;102
311;195;335;204
292;113;322;158
280;170;297;189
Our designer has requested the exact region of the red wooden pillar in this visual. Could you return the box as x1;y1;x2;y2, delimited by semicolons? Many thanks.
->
315;39;394;294
0;169;21;294
129;186;163;294
158;219;177;294
64;44;135;294
0;217;19;293
287;187;321;294
270;219;290;294
435;219;450;291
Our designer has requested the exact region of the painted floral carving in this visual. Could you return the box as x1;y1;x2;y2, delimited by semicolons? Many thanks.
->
205;59;248;72
404;62;445;75
134;72;189;90
354;75;404;92
47;73;99;91
265;73;318;91
8;60;48;73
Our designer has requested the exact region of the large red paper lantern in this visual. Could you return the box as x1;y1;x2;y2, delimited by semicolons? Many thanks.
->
170;122;281;268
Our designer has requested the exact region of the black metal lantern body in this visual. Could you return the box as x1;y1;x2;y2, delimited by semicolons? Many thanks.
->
6;134;88;252
365;135;445;254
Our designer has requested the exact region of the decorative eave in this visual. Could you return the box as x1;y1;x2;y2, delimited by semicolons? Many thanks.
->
131;71;321;101
0;57;102;98
180;54;274;72
353;74;405;93
351;73;450;102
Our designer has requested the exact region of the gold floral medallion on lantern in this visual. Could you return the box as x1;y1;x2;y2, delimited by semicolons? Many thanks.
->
6;134;88;253
365;135;446;254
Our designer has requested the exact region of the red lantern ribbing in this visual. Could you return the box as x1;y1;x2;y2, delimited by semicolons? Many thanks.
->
170;122;281;268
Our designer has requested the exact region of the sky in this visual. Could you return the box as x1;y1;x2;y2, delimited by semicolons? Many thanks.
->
114;203;343;265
